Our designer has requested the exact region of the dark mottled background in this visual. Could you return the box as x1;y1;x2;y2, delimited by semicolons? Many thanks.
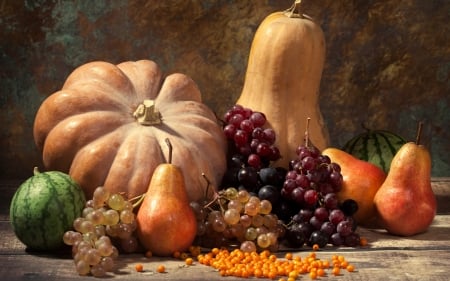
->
1;0;449;179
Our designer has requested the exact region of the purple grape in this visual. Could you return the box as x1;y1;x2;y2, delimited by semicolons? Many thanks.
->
329;209;345;225
309;216;322;230
234;129;248;146
247;154;261;168
301;156;316;171
249;112;266;127
330;233;344;246
256;142;271;157
229;113;244;127
297;209;313;223
252;127;265;140
309;230;328;248
263;128;276;144
336;220;353;237
295;173;310;189
323;193;339;210
344;232;361;247
304;189;318;206
314;207;329;222
223;124;236;139
320;221;335;237
240;119;254;133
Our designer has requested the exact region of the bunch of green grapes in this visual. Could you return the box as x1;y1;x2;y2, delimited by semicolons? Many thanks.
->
63;186;139;277
191;187;285;252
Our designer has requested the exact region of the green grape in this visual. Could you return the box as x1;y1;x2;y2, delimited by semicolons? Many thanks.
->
103;209;120;225
212;217;227;232
82;207;95;218
259;199;272;215
86;248;102;266
244;201;259;216
266;232;278;245
100;257;114;272
227;199;243;212
79;220;95;234
90;264;106;277
240;240;256;253
82;232;97;244
240;214;252;228
119;209;135;224
87;209;105;225
251;214;264;227
63;231;82;245
262;214;278;229
73;217;85;233
93;186;110;204
223;209;240;225
108;194;126;211
244;227;257;241
75;260;91;276
95;225;106;237
96;240;114;256
224;187;238;199
257;233;271;248
237;189;250;203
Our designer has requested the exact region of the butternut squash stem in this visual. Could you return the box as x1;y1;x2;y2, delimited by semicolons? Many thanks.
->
165;138;173;164
285;0;304;18
415;121;424;145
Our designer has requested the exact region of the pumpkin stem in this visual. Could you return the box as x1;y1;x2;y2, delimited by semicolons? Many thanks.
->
165;138;173;164
415;121;424;145
133;99;162;126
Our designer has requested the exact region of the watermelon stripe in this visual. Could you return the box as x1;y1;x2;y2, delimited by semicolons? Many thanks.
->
342;130;406;173
372;132;386;171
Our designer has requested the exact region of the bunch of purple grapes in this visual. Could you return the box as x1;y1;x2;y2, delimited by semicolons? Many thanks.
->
223;104;281;168
283;144;361;248
221;105;284;192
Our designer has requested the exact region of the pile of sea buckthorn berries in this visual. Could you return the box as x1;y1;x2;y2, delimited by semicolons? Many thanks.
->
197;247;356;280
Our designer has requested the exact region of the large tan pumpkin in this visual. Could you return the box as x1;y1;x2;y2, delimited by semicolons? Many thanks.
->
33;59;227;202
237;0;330;169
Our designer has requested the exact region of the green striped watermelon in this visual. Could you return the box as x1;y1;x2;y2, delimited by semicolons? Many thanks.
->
9;167;86;251
342;129;407;173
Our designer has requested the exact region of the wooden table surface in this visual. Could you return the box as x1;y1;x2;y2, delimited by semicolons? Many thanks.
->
1;178;449;281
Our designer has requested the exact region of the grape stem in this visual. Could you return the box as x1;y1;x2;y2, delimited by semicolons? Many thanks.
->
304;117;311;147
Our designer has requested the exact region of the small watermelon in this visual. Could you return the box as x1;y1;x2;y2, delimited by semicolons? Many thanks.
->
10;167;86;251
342;129;407;173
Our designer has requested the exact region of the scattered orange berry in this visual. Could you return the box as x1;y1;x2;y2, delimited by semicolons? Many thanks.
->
135;263;144;272
185;257;194;266
312;244;320;251
360;237;368;246
156;265;166;273
347;264;356;272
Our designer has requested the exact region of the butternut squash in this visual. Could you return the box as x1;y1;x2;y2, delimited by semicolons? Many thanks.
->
236;0;330;168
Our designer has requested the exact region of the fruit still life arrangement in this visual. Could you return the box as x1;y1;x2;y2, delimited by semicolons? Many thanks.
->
8;0;437;279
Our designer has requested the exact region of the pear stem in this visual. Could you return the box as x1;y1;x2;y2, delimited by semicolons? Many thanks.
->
415;121;424;145
165;138;173;164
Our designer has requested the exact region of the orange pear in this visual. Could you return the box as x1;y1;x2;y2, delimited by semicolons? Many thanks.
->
322;147;386;226
136;139;197;256
373;123;436;236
